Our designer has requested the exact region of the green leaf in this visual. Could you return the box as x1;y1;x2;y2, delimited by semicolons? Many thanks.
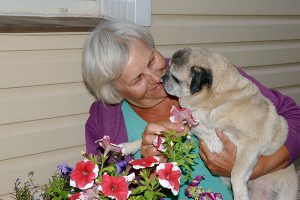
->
185;158;194;165
102;165;116;174
144;190;155;200
187;154;198;159
155;191;166;197
150;178;158;188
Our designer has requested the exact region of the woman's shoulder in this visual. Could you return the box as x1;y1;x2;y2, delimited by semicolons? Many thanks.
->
87;101;123;131
89;101;122;115
86;101;128;143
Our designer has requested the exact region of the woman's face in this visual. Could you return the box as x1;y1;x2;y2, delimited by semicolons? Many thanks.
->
114;38;168;108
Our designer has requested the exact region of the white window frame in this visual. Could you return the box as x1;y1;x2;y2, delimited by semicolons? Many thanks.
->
0;0;151;26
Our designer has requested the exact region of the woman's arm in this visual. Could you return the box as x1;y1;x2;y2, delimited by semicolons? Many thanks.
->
239;68;300;165
200;129;290;179
85;101;128;155
199;68;300;179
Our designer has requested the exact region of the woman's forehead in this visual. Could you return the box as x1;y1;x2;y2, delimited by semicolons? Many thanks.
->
116;39;152;83
126;39;152;68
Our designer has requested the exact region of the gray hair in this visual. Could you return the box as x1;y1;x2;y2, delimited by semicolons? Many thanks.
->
82;19;155;104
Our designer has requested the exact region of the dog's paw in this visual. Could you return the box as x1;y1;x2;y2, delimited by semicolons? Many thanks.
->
119;140;142;156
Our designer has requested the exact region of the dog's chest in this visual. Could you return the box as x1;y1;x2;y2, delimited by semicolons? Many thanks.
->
190;110;224;153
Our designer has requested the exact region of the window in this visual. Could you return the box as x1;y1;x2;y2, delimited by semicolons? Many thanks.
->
0;0;151;27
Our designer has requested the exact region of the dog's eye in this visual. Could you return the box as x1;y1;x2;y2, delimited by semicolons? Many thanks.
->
171;74;180;84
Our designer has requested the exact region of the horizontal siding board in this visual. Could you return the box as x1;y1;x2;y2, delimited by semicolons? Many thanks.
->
152;0;300;15
277;85;300;105
0;114;87;160
0;82;95;125
0;146;84;195
0;194;11;200
157;41;300;67
150;16;300;45
2;41;299;89
0;32;88;51
244;64;300;89
0;49;83;88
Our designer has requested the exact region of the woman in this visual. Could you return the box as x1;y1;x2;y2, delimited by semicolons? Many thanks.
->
82;19;300;199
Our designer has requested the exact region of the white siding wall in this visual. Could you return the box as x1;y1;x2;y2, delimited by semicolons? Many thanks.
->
0;33;95;198
1;0;300;198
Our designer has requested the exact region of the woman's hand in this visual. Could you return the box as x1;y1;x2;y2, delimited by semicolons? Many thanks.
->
199;128;236;177
199;128;290;179
141;121;186;159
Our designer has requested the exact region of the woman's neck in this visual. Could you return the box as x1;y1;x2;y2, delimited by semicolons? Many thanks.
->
130;97;179;123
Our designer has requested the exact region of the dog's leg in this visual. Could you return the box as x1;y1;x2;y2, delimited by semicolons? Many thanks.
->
231;143;260;200
120;140;142;155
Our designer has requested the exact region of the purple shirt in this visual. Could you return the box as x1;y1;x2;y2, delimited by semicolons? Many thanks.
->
85;68;300;164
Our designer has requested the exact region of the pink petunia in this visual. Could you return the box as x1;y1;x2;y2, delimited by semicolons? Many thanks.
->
70;159;99;190
98;173;131;200
82;185;101;199
153;136;166;152
169;106;198;127
129;156;160;169
95;135;123;156
68;192;84;200
156;162;181;195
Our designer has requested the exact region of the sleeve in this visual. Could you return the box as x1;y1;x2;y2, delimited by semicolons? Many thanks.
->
85;101;103;155
238;68;300;164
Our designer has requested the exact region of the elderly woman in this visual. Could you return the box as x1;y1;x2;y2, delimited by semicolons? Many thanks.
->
82;19;300;199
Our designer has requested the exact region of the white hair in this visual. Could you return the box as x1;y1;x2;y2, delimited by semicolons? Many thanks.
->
82;19;155;104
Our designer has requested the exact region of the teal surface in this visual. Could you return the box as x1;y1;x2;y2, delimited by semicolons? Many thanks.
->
121;101;233;199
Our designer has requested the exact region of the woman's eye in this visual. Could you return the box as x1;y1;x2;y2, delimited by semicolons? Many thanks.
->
148;57;155;68
134;75;143;85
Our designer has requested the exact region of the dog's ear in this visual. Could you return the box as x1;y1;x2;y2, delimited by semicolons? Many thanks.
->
190;66;213;94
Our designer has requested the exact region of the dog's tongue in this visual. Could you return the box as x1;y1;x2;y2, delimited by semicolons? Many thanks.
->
169;106;198;126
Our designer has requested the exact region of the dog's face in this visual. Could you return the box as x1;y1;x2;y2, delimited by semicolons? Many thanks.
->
162;47;235;99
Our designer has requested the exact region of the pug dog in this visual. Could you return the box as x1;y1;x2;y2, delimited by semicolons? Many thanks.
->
162;47;298;200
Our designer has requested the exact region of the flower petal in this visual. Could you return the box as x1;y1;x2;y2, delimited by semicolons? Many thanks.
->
124;173;135;182
70;160;99;190
169;106;198;127
95;135;123;155
129;156;160;169
156;163;181;196
153;136;166;152
99;173;130;200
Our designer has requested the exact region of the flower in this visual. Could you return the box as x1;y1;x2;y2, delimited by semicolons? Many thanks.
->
124;172;135;182
199;192;223;200
185;176;205;198
156;162;181;195
68;192;84;200
129;156;160;169
70;159;99;190
12;130;217;200
82;185;101;199
58;162;73;178
95;135;123;156
185;176;223;200
190;175;205;187
98;173;131;200
153;136;166;152
115;160;128;175
169;106;198;126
